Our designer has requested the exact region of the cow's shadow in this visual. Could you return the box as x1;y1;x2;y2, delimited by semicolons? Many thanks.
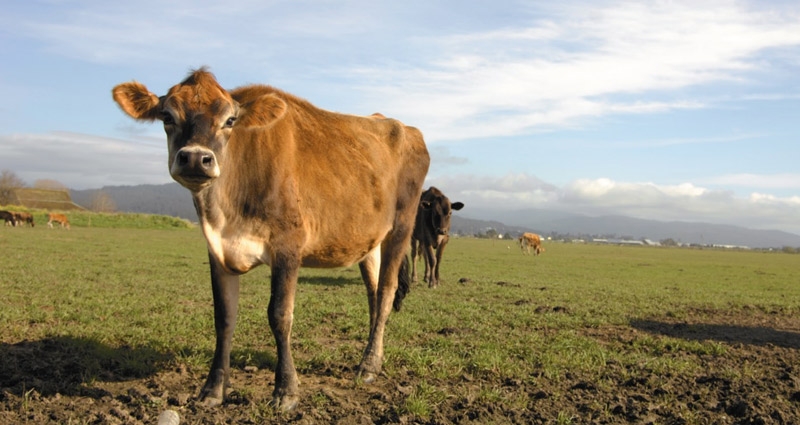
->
0;336;171;398
299;275;361;287
630;319;800;349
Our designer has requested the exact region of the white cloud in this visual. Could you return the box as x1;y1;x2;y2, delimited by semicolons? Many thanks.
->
7;1;800;142
426;174;800;234
0;132;170;189
352;1;800;141
425;173;559;209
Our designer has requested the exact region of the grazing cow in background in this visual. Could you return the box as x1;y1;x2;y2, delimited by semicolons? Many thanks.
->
1;210;16;227
411;187;464;288
47;213;70;229
112;68;430;411
519;232;545;255
13;212;35;227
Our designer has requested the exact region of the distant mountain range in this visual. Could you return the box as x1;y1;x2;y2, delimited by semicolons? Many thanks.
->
452;212;800;249
71;183;196;220
71;183;800;249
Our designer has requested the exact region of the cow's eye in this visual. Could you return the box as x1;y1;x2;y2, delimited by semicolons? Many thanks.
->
224;116;236;128
162;112;175;125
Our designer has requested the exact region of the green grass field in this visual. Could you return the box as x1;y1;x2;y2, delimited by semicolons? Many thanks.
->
1;224;799;423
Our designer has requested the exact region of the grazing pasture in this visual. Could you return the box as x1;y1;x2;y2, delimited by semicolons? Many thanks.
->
1;226;800;424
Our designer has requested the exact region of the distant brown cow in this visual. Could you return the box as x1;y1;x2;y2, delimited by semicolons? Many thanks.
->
0;210;16;227
47;213;70;229
411;187;464;288
12;211;35;227
112;68;430;410
519;232;544;255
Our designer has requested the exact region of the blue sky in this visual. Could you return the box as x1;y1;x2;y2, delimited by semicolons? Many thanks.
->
1;0;799;234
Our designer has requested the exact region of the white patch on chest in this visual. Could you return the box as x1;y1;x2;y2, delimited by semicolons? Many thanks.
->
202;220;270;273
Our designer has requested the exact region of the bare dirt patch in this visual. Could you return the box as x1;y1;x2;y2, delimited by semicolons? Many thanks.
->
2;309;800;424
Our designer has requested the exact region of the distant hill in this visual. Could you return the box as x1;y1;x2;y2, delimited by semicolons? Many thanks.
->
457;208;800;249
71;183;197;221
71;183;800;249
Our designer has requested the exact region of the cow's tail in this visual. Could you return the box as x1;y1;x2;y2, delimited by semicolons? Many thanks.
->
392;254;411;312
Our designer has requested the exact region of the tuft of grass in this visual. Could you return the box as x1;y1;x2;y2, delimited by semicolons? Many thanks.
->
402;381;447;419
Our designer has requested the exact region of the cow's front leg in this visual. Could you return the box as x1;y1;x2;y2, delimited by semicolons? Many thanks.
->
423;244;437;287
409;239;419;283
433;238;448;288
269;253;301;411
200;253;240;406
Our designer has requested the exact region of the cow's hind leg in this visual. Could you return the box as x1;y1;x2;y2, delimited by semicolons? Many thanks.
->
268;253;301;411
199;253;241;407
358;232;411;384
359;246;381;329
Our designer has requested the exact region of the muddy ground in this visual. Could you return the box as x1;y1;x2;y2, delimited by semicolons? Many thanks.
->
2;309;800;424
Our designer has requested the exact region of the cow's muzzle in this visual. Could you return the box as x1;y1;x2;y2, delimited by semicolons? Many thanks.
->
171;146;220;188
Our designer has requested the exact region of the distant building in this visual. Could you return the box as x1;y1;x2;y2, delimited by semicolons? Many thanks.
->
592;238;644;246
712;244;751;250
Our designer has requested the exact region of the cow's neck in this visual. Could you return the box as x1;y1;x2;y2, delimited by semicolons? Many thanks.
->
191;187;225;229
190;181;278;274
190;172;280;233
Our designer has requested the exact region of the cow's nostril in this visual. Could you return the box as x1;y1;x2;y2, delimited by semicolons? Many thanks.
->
177;152;190;166
201;155;214;168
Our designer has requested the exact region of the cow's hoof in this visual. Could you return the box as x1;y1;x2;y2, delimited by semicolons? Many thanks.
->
198;384;225;407
199;369;227;407
270;395;299;412
200;395;223;407
358;371;378;384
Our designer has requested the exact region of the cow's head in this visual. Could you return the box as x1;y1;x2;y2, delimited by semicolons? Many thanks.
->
420;187;464;236
112;68;286;192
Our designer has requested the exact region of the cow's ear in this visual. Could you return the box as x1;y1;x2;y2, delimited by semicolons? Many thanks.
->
420;201;432;210
451;202;464;211
112;82;161;121
237;94;287;128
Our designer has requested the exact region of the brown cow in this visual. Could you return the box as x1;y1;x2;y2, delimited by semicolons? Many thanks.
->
47;213;70;229
12;211;35;227
112;68;430;410
0;210;16;227
519;232;545;255
410;187;463;288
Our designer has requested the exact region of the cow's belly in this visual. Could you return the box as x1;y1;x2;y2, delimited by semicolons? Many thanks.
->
201;218;390;272
301;244;374;268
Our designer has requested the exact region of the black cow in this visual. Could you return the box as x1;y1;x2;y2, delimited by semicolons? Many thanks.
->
1;210;16;227
410;187;464;288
